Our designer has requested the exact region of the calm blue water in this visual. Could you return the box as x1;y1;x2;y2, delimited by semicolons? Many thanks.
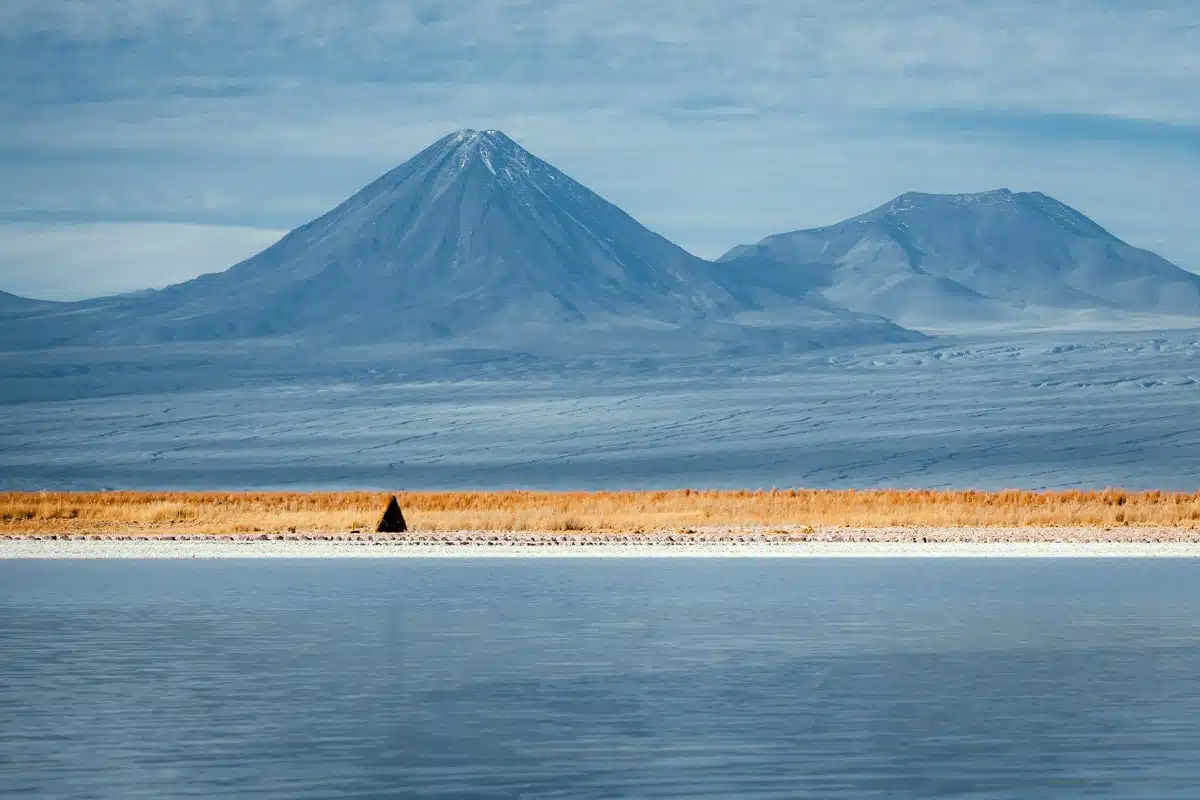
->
2;559;1200;798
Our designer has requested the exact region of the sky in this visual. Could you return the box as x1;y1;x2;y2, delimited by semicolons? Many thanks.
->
1;0;1198;300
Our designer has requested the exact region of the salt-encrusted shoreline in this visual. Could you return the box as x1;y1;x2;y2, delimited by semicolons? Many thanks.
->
4;529;1200;559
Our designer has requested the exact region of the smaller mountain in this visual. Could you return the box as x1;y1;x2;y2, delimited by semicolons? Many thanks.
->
720;189;1200;328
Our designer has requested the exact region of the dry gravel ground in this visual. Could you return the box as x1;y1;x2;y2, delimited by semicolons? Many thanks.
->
4;527;1200;558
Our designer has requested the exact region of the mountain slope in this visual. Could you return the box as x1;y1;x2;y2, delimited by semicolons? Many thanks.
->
1;129;918;351
720;190;1200;327
0;290;54;313
0;292;69;335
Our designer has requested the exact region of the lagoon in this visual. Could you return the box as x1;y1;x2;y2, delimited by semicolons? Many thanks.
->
3;558;1199;798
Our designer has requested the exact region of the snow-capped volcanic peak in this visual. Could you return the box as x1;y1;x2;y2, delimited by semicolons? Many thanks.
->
455;130;504;175
413;129;580;198
427;129;549;189
943;188;1015;207
446;129;525;170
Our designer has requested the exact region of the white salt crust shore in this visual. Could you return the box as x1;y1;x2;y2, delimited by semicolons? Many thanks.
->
4;535;1200;559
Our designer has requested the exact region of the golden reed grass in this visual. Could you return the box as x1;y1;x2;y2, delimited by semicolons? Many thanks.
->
2;489;1199;535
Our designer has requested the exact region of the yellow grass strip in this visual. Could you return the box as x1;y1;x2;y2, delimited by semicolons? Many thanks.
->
2;489;1199;535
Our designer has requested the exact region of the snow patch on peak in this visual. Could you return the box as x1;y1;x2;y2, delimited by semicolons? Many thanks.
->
418;129;545;196
947;188;1015;206
439;128;539;178
448;128;518;152
479;146;496;175
479;129;510;142
891;189;1015;210
413;128;607;221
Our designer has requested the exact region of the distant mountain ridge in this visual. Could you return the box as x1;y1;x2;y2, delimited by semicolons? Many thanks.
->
720;189;1200;327
0;129;916;350
0;290;62;324
2;135;1196;351
0;290;54;311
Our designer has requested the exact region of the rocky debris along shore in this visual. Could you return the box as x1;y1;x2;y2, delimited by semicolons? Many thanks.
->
5;535;1200;559
5;526;1200;545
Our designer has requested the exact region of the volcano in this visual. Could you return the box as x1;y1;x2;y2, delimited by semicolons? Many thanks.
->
129;129;750;342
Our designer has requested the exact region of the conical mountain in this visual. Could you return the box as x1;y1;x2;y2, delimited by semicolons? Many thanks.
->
105;129;739;342
720;189;1200;327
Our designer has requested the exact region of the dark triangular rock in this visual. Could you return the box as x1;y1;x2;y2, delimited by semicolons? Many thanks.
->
376;495;407;533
